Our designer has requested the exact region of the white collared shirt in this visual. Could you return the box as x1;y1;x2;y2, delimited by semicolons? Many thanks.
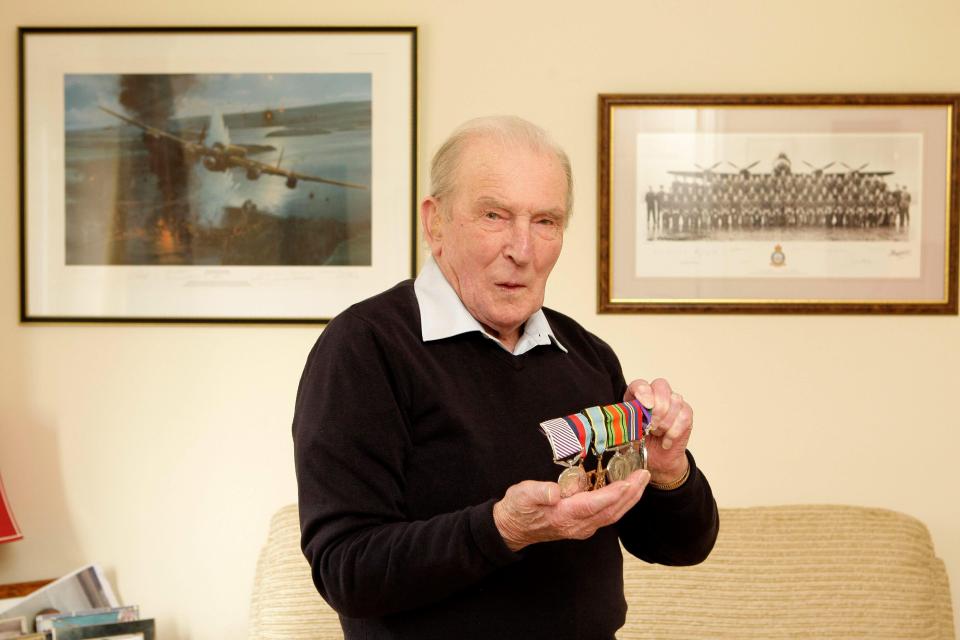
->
414;258;568;356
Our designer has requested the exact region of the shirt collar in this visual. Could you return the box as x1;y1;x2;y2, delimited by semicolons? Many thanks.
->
414;257;568;356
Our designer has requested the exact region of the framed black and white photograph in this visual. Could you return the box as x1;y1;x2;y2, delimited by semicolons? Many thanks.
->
599;94;959;313
20;27;417;323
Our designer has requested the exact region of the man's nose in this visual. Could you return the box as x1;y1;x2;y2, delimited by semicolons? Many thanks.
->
503;218;533;265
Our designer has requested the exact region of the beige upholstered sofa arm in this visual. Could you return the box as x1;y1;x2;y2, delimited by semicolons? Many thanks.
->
249;505;343;640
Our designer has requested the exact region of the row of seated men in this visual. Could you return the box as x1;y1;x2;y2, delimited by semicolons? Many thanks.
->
646;174;912;231
652;179;911;206
650;200;910;231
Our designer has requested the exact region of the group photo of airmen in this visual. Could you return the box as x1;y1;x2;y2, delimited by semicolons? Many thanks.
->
644;153;912;241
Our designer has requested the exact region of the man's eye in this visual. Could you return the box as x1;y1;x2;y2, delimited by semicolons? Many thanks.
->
484;211;502;220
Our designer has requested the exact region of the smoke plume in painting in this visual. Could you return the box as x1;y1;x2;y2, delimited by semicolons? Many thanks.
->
64;73;372;266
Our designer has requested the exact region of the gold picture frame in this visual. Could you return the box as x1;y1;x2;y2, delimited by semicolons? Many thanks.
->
598;94;959;313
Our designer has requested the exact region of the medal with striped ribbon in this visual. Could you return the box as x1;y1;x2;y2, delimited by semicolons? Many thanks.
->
538;417;588;497
539;398;652;495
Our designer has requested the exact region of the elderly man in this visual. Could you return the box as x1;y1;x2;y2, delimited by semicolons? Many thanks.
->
293;116;718;639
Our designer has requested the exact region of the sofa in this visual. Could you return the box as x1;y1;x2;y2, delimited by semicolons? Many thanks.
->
249;504;955;639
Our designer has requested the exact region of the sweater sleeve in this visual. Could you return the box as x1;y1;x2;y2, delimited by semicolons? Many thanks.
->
617;450;720;566
292;312;518;619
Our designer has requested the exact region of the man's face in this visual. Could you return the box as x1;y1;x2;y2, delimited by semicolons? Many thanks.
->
423;137;567;342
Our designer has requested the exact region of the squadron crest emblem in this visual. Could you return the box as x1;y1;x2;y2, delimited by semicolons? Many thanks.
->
770;244;786;267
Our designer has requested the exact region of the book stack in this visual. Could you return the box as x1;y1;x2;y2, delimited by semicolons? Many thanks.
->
0;566;154;639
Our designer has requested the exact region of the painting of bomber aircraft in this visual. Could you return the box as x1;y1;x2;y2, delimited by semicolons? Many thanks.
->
64;72;372;267
99;105;367;191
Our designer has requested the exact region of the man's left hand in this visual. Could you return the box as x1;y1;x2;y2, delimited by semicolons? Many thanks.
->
625;378;692;486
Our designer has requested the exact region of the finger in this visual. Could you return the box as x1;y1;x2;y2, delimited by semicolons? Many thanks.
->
622;468;651;489
657;392;683;447
552;473;648;540
581;471;648;520
649;378;674;426
606;470;650;520
562;482;631;520
514;480;562;508
659;399;693;451
624;379;654;409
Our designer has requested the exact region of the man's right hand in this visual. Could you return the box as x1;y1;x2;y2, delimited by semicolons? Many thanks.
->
492;469;650;552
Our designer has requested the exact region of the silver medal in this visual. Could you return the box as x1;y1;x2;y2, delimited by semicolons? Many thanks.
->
558;465;588;497
621;445;641;474
605;451;632;483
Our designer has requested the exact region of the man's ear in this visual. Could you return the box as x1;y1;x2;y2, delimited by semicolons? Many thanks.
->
420;196;444;256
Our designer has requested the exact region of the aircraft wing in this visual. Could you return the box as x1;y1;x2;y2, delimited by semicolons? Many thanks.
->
253;160;368;190
822;170;895;178
667;170;742;178
99;106;203;151
102;105;367;189
667;170;708;178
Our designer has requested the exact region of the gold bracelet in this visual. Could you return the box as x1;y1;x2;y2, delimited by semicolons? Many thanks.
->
649;464;690;491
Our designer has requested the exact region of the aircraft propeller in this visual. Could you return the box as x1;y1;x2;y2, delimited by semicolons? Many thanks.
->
840;162;870;174
726;160;760;174
802;161;835;173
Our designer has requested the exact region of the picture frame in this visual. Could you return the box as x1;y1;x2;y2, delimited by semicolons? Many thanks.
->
598;94;959;313
54;618;155;640
19;27;417;323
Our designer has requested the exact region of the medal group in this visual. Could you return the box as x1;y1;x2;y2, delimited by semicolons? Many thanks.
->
539;400;652;497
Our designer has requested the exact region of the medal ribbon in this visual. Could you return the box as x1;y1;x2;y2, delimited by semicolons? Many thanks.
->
562;413;592;459
538;417;583;463
623;399;651;439
636;401;652;436
544;399;652;458
584;406;607;455
601;403;629;447
621;400;639;441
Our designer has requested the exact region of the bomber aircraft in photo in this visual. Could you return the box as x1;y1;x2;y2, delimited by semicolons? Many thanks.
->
666;153;894;180
99;105;368;190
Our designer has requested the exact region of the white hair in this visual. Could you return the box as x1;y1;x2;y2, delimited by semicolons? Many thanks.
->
429;115;573;220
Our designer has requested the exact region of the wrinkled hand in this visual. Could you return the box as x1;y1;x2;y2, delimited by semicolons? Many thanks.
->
625;378;692;485
492;469;650;551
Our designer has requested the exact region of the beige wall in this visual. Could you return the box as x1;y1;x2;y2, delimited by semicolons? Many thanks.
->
1;0;958;637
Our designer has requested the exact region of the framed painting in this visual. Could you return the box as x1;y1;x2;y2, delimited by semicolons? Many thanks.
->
598;94;959;313
20;27;417;323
